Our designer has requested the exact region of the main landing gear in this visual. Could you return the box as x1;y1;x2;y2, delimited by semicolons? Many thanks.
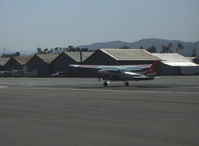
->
125;81;129;87
103;81;129;87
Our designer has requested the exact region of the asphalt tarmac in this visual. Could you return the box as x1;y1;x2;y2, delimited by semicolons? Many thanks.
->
0;76;199;146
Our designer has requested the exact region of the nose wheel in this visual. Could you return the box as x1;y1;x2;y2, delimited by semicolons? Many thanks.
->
125;82;129;87
103;81;110;87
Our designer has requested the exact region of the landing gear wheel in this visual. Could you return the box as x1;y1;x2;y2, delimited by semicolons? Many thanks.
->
125;82;129;87
103;82;108;87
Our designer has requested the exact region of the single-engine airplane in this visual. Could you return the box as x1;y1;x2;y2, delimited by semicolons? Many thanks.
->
70;61;160;87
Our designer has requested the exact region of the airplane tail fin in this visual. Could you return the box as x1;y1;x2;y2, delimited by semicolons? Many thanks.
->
144;61;160;76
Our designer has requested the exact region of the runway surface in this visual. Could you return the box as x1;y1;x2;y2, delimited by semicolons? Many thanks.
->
0;76;199;146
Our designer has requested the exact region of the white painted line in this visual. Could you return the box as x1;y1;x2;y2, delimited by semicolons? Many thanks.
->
5;86;199;94
0;86;7;88
66;88;199;94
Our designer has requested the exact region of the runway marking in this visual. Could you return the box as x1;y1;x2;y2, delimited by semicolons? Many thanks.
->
3;86;199;94
66;88;199;94
0;86;7;88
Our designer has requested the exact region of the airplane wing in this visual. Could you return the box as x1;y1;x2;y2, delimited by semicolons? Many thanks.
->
70;64;105;69
70;64;152;71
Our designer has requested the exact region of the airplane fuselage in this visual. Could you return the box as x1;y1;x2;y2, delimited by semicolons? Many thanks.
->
98;69;154;81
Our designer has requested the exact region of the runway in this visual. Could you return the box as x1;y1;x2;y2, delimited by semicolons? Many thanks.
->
0;76;199;146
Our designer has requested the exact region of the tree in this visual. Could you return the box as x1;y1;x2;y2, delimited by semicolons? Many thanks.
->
192;48;197;57
68;46;75;51
76;47;81;51
37;48;42;54
81;48;89;51
168;43;173;52
43;48;49;54
147;46;157;53
161;45;167;53
161;43;173;53
54;47;59;53
1;51;20;57
49;48;53;54
63;48;67;52
59;47;64;53
140;46;144;49
16;51;20;56
176;42;183;53
119;45;129;49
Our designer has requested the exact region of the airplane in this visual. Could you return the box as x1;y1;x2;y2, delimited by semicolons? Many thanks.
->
70;61;160;87
0;69;36;77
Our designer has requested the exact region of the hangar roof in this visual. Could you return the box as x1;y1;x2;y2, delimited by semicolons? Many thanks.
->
13;56;33;65
0;57;10;65
101;49;159;61
65;52;94;62
37;54;59;64
153;53;199;66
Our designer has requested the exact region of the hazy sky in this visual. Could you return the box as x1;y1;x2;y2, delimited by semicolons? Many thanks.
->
0;0;199;52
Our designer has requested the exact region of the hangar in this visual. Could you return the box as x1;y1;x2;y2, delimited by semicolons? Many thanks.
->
50;53;76;75
0;57;10;70
63;52;94;76
84;49;159;65
1;52;91;76
4;56;32;71
44;52;93;76
153;53;199;75
26;54;58;77
4;57;22;71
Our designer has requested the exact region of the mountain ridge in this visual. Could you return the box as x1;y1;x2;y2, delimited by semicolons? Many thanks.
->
78;38;199;56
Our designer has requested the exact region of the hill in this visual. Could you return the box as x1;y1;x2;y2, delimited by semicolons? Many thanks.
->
78;38;199;56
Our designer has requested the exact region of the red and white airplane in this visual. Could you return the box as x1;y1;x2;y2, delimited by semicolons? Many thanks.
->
70;61;160;87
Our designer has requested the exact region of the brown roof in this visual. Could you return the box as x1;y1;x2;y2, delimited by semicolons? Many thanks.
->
0;57;10;65
65;52;94;62
13;56;33;65
101;49;160;61
37;54;59;63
